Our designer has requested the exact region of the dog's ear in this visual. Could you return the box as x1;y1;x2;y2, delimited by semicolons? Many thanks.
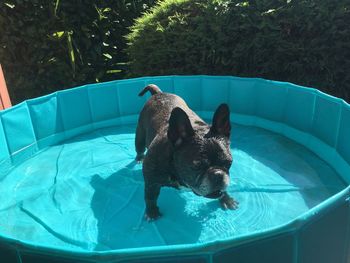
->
168;107;194;146
210;103;231;138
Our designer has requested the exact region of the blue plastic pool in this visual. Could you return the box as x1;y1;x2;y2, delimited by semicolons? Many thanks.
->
0;76;349;262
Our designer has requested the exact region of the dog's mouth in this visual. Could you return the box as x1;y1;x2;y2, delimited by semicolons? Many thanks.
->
205;190;223;199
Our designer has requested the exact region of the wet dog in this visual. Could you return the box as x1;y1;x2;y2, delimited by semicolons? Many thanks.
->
135;84;238;220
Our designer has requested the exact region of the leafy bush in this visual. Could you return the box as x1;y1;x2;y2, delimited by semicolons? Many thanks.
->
127;0;350;101
0;0;156;104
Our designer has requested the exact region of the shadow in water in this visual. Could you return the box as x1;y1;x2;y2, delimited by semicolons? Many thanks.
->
90;161;220;251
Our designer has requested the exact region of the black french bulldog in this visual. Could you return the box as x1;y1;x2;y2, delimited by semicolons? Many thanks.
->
135;84;238;220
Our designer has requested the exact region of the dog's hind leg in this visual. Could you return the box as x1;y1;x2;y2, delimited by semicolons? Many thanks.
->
135;124;146;162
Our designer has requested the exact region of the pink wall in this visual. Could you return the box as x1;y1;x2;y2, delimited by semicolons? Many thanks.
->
0;64;12;110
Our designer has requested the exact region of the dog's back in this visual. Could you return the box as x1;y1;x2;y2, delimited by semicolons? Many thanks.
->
137;85;200;147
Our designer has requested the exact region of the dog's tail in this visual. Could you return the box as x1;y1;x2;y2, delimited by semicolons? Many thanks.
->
138;84;162;97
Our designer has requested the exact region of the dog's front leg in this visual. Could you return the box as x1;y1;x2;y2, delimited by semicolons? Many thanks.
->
144;182;162;221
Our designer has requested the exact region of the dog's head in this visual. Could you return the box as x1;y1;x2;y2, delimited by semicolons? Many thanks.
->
168;104;232;199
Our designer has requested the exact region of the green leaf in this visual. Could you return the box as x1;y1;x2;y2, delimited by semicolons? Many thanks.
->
52;31;65;39
66;31;75;75
54;0;60;16
103;53;112;59
5;3;15;8
106;69;122;74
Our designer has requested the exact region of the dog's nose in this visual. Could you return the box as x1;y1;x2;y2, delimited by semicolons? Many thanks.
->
210;170;230;189
214;170;225;176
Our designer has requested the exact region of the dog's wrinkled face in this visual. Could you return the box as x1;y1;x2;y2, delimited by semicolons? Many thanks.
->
168;104;232;199
173;136;232;198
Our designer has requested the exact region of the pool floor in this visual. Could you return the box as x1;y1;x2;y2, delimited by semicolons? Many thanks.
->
0;124;346;251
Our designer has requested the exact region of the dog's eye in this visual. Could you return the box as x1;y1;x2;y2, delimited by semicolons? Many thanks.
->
192;159;210;170
225;159;232;168
193;160;201;167
192;159;206;171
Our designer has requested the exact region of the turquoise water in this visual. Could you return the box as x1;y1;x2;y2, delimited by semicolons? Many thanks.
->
0;124;345;251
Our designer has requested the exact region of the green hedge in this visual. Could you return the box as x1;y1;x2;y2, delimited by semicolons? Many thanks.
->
2;0;349;103
127;0;350;101
0;0;156;104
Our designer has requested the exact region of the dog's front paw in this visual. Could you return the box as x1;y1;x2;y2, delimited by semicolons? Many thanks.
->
135;153;145;163
219;193;239;210
145;206;162;221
